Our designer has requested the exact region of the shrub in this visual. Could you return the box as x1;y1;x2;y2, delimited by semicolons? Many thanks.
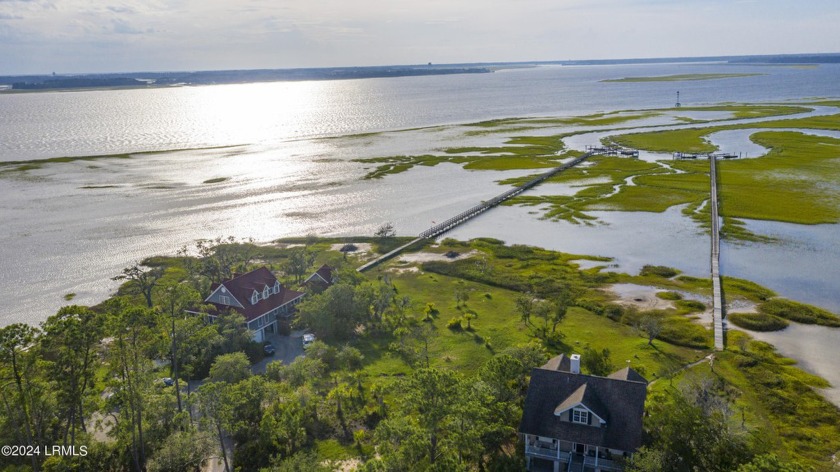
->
576;297;605;315
603;303;624;321
447;317;463;330
728;312;789;332
640;265;679;278
676;299;706;313
656;291;683;300
244;341;266;364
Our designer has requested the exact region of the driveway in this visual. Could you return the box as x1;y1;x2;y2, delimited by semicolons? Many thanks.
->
251;329;307;374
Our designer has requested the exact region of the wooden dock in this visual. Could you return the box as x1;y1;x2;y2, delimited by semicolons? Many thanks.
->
419;152;594;239
674;151;740;160
585;145;639;158
357;152;595;272
710;155;725;351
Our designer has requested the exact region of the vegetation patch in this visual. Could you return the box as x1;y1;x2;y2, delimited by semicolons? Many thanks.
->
202;177;229;184
602;73;763;82
758;298;840;327
728;312;790;331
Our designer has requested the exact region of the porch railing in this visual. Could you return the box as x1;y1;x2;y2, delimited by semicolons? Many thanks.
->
583;456;622;470
525;444;571;462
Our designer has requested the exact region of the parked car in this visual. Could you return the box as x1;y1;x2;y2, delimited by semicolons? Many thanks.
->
263;341;276;356
302;333;315;348
160;377;174;387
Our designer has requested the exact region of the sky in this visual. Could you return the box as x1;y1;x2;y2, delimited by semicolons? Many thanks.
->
1;0;839;75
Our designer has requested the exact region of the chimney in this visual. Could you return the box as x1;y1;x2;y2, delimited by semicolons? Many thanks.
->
570;354;581;374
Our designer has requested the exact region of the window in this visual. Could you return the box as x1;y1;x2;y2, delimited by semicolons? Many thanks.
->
220;295;230;305
263;286;270;299
572;408;590;425
274;281;281;294
251;292;259;305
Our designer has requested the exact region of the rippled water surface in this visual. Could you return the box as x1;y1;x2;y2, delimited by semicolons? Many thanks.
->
1;62;839;328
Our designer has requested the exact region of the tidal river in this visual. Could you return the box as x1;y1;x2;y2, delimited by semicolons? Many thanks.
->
1;62;839;402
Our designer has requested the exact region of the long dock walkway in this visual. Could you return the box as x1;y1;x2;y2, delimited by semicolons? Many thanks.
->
710;155;725;350
419;152;594;239
358;152;595;272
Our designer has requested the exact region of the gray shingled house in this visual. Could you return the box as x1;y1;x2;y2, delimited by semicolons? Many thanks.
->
519;353;647;472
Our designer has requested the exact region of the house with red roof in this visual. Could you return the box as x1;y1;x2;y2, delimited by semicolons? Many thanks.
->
203;267;305;342
304;264;336;288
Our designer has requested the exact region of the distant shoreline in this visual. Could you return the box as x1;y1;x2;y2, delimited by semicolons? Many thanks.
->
0;66;493;93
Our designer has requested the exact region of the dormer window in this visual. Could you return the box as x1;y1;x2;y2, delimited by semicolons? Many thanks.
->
251;291;259;305
263;286;270;299
572;408;589;425
273;281;281;294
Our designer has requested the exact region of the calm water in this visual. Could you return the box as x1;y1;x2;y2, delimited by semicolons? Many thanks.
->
1;64;838;372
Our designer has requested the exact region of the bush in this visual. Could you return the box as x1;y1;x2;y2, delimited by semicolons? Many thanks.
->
576;297;606;315
640;265;679;278
447;317;463;330
244;341;266;364
656;291;682;300
728;312;789;332
676;299;706;313
603;303;624;321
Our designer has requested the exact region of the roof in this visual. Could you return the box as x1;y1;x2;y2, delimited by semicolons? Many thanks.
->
607;366;648;383
206;267;304;322
541;353;572;372
553;383;609;423
519;357;648;452
304;264;334;285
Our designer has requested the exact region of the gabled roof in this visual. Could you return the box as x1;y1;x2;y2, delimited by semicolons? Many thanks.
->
541;353;572;372
519;357;648;452
553;383;609;424
305;264;334;285
206;267;304;322
607;366;648;383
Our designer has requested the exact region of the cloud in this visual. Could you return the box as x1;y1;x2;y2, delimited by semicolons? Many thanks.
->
0;13;23;19
111;18;146;34
107;5;135;14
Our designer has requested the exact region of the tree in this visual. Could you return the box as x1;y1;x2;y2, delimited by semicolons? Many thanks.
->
454;282;470;308
582;346;613;376
154;282;201;412
209;352;252;384
296;284;364;342
531;299;555;338
195;382;233;472
0;323;41;471
549;286;577;334
736;454;810;472
374;222;396;239
515;293;535;326
147;429;214;472
215;311;252;354
629;380;756;472
263;451;330;472
195;236;257;283
113;263;164;308
39;305;104;446
401;368;463;465
260;392;311;460
638;316;663;346
284;248;315;284
478;354;524;404
105;303;158;472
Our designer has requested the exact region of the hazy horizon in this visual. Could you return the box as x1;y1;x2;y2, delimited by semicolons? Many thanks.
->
2;0;839;75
